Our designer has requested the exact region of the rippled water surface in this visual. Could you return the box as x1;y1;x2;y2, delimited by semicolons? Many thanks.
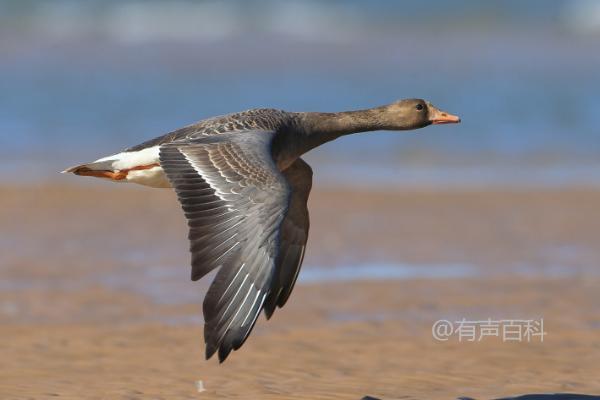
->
2;1;600;187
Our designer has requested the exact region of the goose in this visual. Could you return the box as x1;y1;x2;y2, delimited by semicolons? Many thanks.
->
64;99;460;362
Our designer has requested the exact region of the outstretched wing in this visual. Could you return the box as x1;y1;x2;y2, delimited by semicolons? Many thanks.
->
264;158;312;318
159;131;290;362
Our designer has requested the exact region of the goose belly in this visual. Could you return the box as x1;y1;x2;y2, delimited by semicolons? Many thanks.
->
126;165;171;188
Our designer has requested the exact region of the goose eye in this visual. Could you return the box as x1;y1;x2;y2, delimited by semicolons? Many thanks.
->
415;104;424;111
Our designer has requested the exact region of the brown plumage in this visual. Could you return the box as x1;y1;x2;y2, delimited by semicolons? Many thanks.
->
64;99;460;362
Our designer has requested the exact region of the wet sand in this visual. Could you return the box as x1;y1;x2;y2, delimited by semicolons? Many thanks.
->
1;185;599;399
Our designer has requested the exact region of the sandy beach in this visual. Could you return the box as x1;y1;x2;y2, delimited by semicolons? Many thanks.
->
1;185;599;399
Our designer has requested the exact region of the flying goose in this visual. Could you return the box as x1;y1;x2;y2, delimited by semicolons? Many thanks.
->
64;99;460;362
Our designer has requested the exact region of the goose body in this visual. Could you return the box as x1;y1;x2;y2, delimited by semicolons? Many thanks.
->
64;99;460;362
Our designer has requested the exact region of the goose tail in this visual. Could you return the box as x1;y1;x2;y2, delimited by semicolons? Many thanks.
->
61;158;129;181
61;146;170;188
62;159;115;175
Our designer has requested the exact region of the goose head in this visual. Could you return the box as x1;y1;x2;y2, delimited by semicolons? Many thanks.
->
379;98;461;130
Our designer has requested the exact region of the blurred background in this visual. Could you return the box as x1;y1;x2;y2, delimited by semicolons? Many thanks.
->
1;0;600;186
1;1;599;398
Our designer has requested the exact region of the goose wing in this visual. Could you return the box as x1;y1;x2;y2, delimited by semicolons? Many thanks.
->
159;130;291;362
264;158;312;318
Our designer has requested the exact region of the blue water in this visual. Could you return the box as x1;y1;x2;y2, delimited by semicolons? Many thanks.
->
0;261;592;310
1;1;600;186
299;263;476;283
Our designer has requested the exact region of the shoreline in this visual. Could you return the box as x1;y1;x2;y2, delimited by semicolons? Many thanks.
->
1;184;599;398
1;277;598;399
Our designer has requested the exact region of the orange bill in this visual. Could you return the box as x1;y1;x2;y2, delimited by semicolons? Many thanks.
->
429;106;461;125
